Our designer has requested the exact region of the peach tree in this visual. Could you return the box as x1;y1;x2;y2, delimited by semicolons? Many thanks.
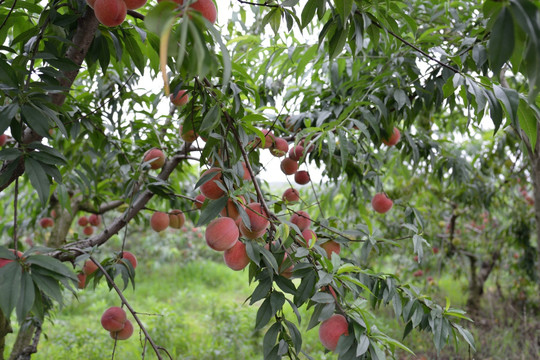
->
0;0;539;359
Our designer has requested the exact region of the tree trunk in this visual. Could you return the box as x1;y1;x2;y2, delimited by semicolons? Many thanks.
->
0;310;13;360
48;200;80;248
7;324;33;360
466;250;500;313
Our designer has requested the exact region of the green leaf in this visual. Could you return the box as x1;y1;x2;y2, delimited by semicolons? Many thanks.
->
196;196;228;227
255;296;273;330
199;105;221;133
25;157;51;206
357;334;369;356
0;262;22;318
263;322;281;357
493;84;519;126
16;271;35;323
517;98;538;149
488;7;514;74
27;255;77;279
21;104;50;137
301;0;319;29
144;1;178;35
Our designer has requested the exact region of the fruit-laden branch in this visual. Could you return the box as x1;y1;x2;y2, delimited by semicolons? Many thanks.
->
54;152;188;261
0;8;100;193
88;257;167;360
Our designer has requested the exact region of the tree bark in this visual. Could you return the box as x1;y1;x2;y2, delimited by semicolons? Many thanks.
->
0;310;13;360
7;324;33;360
466;250;500;313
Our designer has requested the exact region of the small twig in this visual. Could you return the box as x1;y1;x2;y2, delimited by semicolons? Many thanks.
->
13;177;18;254
89;256;165;360
0;0;17;32
237;0;279;8
127;10;145;20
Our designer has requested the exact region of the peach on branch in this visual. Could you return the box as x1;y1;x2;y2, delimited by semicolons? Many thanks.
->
110;319;134;340
223;240;250;271
318;314;349;351
168;210;186;229
39;217;54;228
101;306;127;332
301;229;317;247
93;0;127;27
77;273;87;289
280;158;298;175
321;240;341;258
120;251;138;269
89;214;101;226
78;216;89;226
151;212;170;232
382;127;400;146
179;125;198;142
371;193;393;214
123;0;146;9
244;202;269;232
241;162;251;180
270;137;288;157
83;226;94;236
282;188;300;203
50;209;57;218
288;145;305;161
239;221;267;239
0;249;23;268
143;148;166;170
220;196;245;220
170;89;189;106
0;134;7;146
291;211;310;231
200;167;225;199
205;217;239;251
83;260;99;275
194;194;206;209
294;170;310;185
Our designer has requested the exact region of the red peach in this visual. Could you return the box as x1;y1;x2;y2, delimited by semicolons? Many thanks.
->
282;188;300;203
291;211;310;231
89;214;102;226
371;193;393;214
123;0;146;9
179;125;198;142
220;196;245;220
270;137;289;157
294;170;310;185
223;241;250;271
239;221;267;239
93;0;127;27
171;89;189;106
83;226;94;236
78;216;89;226
321;240;341;258
194;194;206;209
120;251;138;269
101;306;127;332
150;212;170;232
0;134;7;146
200;168;225;199
168;210;186;229
280;158;298;175
244;202;269;232
110;319;134;340
318;314;349;351
301;229;317;247
0;249;23;268
382;127;400;146
143;148;166;170
205;217;239;251
77;273;87;289
39;217;54;228
288;145;305;161
83;260;99;275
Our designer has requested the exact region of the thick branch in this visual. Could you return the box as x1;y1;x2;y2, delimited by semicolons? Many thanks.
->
55;153;186;260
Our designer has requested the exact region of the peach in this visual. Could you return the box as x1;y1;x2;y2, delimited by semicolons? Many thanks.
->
413;269;424;277
93;0;127;27
179;125;198;142
220;196;245;220
120;251;138;269
89;214;101;226
77;273;87;289
200;168;225;199
51;209;57;218
110;319;134;340
83;260;99;275
280;158;298;175
124;0;146;9
194;194;206;209
371;193;393;214
39;217;54;228
101;306;127;332
318;314;349;351
168;210;186;229
143;148;166;170
291;211;310;231
279;252;294;278
181;0;217;24
294;170;310;185
78;216;89;226
83;226;94;236
258;129;275;149
205;217;239;251
223;240;250;271
270;137;288;157
288;145;304;161
299;139;315;153
0;134;7;146
282;188;299;203
382;127;400;146
241;162;251;180
151;212;170;232
301;229;317;247
244;202;269;232
171;90;189;106
239;221;267;239
0;249;23;268
321;241;340;258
